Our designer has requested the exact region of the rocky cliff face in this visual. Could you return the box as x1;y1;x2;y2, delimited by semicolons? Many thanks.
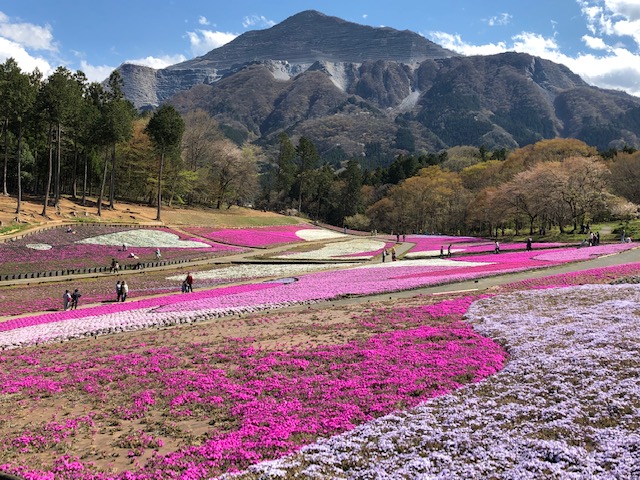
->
117;10;640;155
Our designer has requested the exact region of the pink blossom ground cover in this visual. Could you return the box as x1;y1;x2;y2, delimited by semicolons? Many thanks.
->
494;261;640;292
1;243;636;334
461;241;567;253
0;228;638;478
0;295;507;479
182;225;315;247
405;234;568;257
0;226;242;276
242;284;640;478
0;263;285;317
405;234;485;252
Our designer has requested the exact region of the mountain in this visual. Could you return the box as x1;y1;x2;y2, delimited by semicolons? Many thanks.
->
119;10;456;111
117;10;640;159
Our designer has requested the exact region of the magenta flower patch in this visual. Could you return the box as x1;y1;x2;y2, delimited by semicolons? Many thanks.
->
183;224;316;247
0;225;243;276
0;296;507;479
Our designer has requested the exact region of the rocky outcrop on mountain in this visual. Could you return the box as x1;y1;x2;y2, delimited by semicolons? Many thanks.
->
117;10;640;157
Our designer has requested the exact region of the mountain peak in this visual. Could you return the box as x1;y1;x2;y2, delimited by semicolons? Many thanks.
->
169;10;457;71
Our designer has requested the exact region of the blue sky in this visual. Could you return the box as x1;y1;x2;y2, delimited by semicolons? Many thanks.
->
0;0;639;96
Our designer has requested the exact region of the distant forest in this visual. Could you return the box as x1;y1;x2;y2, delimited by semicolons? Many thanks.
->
1;58;638;235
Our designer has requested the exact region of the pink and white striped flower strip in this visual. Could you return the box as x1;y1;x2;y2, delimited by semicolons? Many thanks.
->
1;243;637;349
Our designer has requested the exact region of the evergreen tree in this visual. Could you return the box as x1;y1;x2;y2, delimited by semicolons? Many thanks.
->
294;136;320;214
145;104;185;221
275;133;296;202
339;159;363;219
0;59;40;213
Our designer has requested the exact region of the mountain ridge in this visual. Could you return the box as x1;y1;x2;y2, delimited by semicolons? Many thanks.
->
116;10;640;157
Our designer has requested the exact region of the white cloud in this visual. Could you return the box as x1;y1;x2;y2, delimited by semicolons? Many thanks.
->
605;0;640;21
0;36;52;76
0;11;56;51
488;13;512;27
428;28;640;98
78;60;117;83
187;30;237;56
428;31;507;56
511;32;561;56
241;15;276;29
582;34;609;50
124;54;187;70
198;16;210;26
579;0;640;45
563;48;640;97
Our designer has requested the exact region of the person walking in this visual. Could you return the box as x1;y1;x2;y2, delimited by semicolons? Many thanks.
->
526;237;532;251
71;289;81;309
391;247;397;261
185;273;194;292
116;280;122;302
447;244;452;257
494;240;500;254
121;281;128;302
381;249;387;262
63;290;72;311
155;248;162;259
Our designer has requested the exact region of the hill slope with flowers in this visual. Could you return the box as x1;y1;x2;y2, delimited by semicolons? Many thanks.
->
1;196;640;479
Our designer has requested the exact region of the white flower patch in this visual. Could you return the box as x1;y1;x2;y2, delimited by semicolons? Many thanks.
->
25;243;52;250
295;229;347;241
242;284;640;478
404;249;464;258
275;239;387;260
165;263;359;282
356;258;492;269
76;229;210;248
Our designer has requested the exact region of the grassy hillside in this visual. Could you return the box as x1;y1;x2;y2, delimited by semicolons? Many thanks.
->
0;195;302;238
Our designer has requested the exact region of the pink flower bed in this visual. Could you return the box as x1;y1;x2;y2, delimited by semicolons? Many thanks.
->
0;226;242;275
531;242;637;261
183;225;314;247
1;244;635;347
461;241;567;253
405;235;569;255
0;296;507;479
496;262;640;292
405;235;485;252
0;283;278;334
